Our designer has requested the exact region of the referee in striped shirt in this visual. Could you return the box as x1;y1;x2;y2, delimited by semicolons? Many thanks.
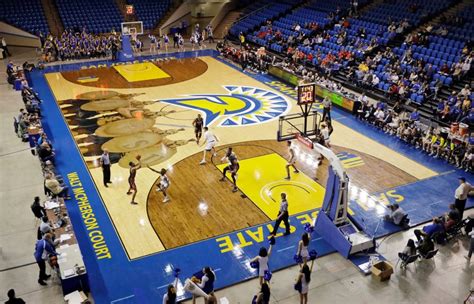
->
271;192;291;236
100;149;112;187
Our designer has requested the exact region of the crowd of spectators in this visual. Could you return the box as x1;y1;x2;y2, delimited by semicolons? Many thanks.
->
352;23;473;126
218;41;473;173
218;42;273;73
354;96;473;171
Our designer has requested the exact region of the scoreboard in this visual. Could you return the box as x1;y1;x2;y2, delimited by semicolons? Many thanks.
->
125;5;134;15
297;83;315;105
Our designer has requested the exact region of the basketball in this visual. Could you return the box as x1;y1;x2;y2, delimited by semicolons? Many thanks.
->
136;154;141;161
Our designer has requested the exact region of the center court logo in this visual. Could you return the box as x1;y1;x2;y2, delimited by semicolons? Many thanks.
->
160;85;290;127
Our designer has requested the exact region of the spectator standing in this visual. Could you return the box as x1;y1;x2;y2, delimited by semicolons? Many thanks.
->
31;196;46;219
34;234;58;285
454;177;471;219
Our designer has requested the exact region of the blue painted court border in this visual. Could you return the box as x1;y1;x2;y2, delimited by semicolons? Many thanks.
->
30;50;473;303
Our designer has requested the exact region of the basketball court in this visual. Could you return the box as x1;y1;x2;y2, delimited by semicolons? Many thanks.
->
29;49;473;302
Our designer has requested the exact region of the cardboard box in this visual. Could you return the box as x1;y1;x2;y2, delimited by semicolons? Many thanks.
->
371;261;394;282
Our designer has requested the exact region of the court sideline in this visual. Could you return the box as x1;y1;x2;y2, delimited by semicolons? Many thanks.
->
0;47;472;304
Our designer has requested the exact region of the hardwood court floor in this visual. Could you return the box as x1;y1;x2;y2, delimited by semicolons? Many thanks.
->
46;55;435;258
61;57;208;88
147;140;417;249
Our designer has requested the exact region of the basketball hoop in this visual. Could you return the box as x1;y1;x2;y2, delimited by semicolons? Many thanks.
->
121;21;143;36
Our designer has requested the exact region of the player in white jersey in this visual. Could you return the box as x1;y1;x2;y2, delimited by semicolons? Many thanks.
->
285;140;299;180
199;127;218;165
148;167;171;203
321;123;331;148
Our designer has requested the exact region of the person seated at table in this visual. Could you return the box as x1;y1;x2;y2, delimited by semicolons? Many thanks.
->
414;218;444;242
398;239;417;261
44;173;70;199
39;216;53;236
384;204;408;226
38;142;55;164
37;133;52;147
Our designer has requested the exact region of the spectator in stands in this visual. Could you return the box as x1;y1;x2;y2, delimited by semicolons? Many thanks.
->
461;57;471;77
414;218;444;242
460;85;471;99
239;32;245;48
409;108;420;122
4;289;25;304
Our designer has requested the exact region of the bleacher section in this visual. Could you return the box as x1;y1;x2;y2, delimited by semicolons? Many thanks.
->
360;0;452;26
447;6;474;42
56;0;123;34
0;0;49;35
230;0;473;125
126;0;172;30
229;1;298;38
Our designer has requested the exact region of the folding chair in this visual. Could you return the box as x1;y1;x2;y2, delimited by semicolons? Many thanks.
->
419;249;438;262
396;253;419;271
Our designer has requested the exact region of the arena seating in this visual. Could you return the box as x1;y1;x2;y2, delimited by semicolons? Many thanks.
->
446;6;474;42
229;1;297;38
360;0;454;27
230;0;472;125
0;0;49;35
126;0;172;30
56;0;123;34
